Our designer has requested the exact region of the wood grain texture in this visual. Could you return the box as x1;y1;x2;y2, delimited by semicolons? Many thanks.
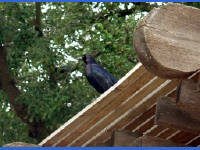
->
155;96;200;134
187;136;200;147
169;131;197;144
112;130;142;147
58;69;156;146
157;128;178;139
125;105;155;131
86;79;179;147
40;62;200;147
69;77;165;147
39;63;146;146
3;142;40;147
134;3;200;79
177;79;200;111
130;135;186;147
95;139;113;147
146;125;167;137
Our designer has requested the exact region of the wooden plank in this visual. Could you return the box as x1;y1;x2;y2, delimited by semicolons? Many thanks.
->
88;117;156;147
95;139;113;147
86;80;178;147
56;71;155;146
39;63;147;146
151;77;200;144
130;135;186;147
86;80;179;147
177;79;200;112
69;77;166;147
146;125;167;136
135;116;155;134
3;142;40;147
87;129;113;147
187;136;200;147
95;142;111;147
186;135;200;145
155;96;200;134
40;64;200;147
112;130;142;147
53;65;151;147
169;131;198;144
134;3;200;79
158;128;178;139
125;105;155;131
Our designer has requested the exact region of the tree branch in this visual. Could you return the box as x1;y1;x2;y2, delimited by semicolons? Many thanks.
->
127;55;138;64
0;3;52;140
54;51;103;82
34;2;58;89
92;2;158;23
35;2;43;37
0;45;50;141
0;46;28;123
132;2;158;13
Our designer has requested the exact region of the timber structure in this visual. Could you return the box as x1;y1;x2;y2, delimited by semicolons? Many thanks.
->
38;3;200;147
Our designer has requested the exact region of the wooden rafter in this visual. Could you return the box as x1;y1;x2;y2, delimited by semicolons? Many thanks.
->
39;3;200;147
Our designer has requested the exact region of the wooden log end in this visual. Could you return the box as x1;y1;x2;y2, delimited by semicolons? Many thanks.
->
134;3;200;79
113;130;142;147
177;79;200;112
155;96;200;134
129;135;186;147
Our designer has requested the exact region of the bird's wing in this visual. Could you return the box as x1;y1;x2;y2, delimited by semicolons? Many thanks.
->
94;64;118;83
86;64;118;93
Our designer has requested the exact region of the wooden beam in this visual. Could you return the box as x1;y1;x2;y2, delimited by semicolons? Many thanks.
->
146;125;167;137
157;128;178;139
112;130;142;147
125;105;155;131
70;77;166;147
39;63;148;147
95;139;113;147
40;63;198;147
129;135;186;147
170;131;198;144
187;136;200;147
86;79;179;147
135;116;155;133
155;96;200;134
177;79;200;112
134;3;200;79
3;142;40;147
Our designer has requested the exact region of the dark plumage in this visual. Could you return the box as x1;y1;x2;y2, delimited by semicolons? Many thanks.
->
82;54;118;94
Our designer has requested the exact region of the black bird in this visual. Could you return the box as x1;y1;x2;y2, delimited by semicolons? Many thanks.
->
82;54;118;94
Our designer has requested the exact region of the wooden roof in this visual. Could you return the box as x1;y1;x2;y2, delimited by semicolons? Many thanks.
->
39;63;200;147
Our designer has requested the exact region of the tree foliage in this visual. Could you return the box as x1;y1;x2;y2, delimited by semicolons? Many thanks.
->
0;2;199;146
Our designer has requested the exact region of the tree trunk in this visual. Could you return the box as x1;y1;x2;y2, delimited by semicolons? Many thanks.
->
0;45;50;141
